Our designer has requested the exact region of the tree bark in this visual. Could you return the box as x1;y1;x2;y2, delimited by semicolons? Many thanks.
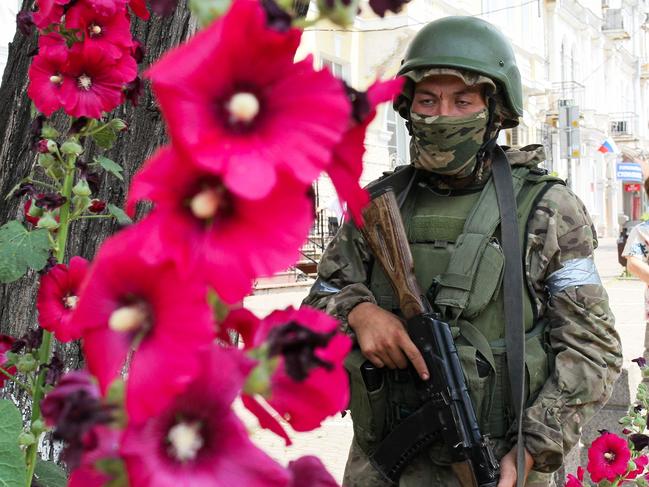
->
0;0;194;350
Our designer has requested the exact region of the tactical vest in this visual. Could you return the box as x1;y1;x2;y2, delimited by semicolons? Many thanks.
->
346;163;563;458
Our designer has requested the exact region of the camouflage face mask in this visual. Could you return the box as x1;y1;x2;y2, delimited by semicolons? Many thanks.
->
409;108;489;177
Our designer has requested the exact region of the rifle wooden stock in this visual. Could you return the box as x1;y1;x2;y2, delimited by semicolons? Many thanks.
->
359;188;428;320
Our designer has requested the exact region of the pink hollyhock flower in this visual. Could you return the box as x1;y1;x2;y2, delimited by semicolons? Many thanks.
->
587;432;632;483
225;306;351;441
627;455;649;480
125;145;313;303
66;3;134;60
129;0;150;18
86;0;129;18
69;425;122;486
59;42;137;119
287;456;338;487
328;78;405;224
120;346;290;487
32;0;70;28
565;466;584;487
37;256;89;342
27;34;69;116
70;230;215;423
0;335;17;388
146;0;350;200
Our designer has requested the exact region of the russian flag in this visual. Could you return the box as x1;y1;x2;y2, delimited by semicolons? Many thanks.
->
598;138;619;154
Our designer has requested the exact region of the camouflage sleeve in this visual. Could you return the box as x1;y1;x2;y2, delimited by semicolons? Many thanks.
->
301;221;376;334
520;184;622;472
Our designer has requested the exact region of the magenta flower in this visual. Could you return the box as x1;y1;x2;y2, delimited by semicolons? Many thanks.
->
70;230;215;423
32;0;70;28
226;306;351;439
328;78;404;224
147;0;350;199
627;455;648;480
129;0;150;19
27;34;69;116
37;256;89;342
85;0;129;18
565;466;584;487
587;432;632;482
125;145;313;303
68;425;122;487
59;42;137;119
120;346;290;487
0;334;17;388
288;456;338;487
66;3;134;60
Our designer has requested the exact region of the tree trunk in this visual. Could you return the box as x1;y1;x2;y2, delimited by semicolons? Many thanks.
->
0;0;194;348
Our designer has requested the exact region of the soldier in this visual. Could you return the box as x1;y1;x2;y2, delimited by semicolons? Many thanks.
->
303;16;622;487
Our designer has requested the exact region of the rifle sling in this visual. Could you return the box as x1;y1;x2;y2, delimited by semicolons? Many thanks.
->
491;146;526;487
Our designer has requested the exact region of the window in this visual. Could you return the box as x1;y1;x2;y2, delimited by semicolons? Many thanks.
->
321;58;350;83
385;107;410;168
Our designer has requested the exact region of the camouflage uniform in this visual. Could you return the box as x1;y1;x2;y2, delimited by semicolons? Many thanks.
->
303;146;622;486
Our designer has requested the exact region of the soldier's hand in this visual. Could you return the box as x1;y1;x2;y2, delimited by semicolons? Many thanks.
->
497;445;533;487
347;302;429;380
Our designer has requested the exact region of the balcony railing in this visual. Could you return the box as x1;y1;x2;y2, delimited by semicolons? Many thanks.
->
609;112;638;140
602;8;631;39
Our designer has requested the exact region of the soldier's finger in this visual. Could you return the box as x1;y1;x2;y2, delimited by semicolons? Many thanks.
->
401;339;429;380
367;354;385;369
379;353;398;370
386;347;409;369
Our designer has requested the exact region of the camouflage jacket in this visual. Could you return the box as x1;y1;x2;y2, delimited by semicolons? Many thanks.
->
303;145;622;473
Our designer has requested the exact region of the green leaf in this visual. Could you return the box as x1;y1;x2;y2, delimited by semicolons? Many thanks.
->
33;459;67;487
0;221;51;283
107;204;132;226
0;399;28;487
95;156;124;181
91;124;118;149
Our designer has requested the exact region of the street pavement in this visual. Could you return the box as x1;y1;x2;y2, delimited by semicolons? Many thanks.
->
239;237;646;484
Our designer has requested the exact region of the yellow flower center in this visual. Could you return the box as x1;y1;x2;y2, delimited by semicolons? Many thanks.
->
78;74;92;91
190;188;221;220
108;304;148;333
64;295;79;310
49;75;62;84
90;24;102;35
227;92;260;124
168;422;203;462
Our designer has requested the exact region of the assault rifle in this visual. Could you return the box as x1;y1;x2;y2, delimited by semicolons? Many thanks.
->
358;187;500;487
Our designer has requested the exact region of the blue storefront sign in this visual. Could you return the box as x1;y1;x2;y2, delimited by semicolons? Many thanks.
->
616;162;644;182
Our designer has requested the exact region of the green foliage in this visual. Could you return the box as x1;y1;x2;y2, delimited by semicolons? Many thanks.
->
0;400;28;487
96;156;124;181
0;221;51;283
33;459;67;487
88;119;126;149
189;0;232;25
107;204;133;225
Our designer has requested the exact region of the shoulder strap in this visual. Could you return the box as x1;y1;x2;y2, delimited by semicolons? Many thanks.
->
492;146;526;487
366;165;418;208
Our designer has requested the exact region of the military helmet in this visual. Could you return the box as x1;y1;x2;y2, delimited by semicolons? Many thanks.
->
395;16;523;128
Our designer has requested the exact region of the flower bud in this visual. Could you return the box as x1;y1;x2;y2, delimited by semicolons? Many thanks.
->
18;431;36;447
60;140;84;156
89;199;106;213
30;419;46;436
72;179;92;197
41;124;60;139
108;118;128;132
27;201;44;219
16;354;37;373
38;153;55;170
316;0;359;27
37;213;60;230
72;195;91;214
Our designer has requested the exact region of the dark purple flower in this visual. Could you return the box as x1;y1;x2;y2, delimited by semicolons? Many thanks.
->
630;434;649;451
35;192;67;210
41;371;114;468
131;38;145;63
633;357;647;368
124;76;144;107
45;352;64;386
368;0;410;16
39;254;59;275
261;0;292;32
69;117;89;135
11;327;44;353
344;82;370;123
149;0;177;16
88;199;106;213
15;183;37;198
287;456;338;487
16;11;35;36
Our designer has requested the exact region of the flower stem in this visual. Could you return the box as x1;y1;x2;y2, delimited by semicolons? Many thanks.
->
72;214;114;220
24;160;75;487
0;367;31;393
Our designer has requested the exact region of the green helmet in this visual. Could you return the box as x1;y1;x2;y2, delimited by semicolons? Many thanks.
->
395;16;522;128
